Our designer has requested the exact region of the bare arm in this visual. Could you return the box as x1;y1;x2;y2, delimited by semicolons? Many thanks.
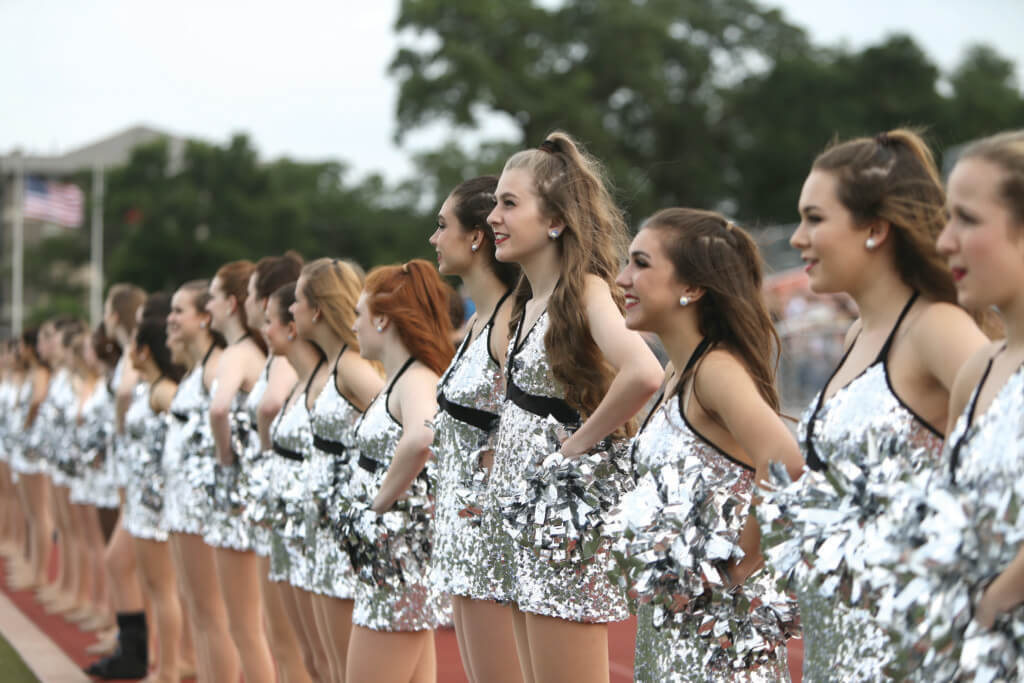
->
115;362;140;435
24;368;50;429
150;380;178;414
371;365;438;513
337;349;384;413
977;546;1024;628
694;350;804;584
258;359;297;450
915;302;989;400
560;276;662;457
209;345;247;465
943;342;1001;436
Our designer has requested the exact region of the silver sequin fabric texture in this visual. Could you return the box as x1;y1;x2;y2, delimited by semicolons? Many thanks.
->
489;311;629;622
794;362;943;682
242;358;273;556
307;366;361;599
431;323;506;601
70;382;118;508
203;380;256;552
630;398;790;682
6;380;31;473
162;364;214;536
123;383;170;542
349;388;448;632
266;383;315;590
39;368;76;482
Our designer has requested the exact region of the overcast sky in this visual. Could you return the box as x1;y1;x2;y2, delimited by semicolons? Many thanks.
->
2;0;1021;181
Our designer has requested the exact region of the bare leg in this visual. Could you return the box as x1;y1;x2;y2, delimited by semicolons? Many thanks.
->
215;547;275;683
20;472;54;589
289;586;332;683
510;606;535;683
172;533;240;683
259;556;311;683
105;518;145;611
314;594;354;683
134;537;183;683
346;626;435;683
455;597;523;683
523;611;609;683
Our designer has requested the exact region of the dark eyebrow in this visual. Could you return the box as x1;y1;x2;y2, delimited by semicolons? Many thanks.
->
799;204;822;214
629;249;651;259
497;191;518;200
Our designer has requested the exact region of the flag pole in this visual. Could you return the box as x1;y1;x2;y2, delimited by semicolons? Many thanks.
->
11;154;24;337
89;164;104;327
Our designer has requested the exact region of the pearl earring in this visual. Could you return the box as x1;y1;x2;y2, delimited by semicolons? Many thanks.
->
548;230;560;239
865;237;877;250
679;296;690;307
471;243;479;252
200;321;208;329
287;333;294;341
376;325;383;333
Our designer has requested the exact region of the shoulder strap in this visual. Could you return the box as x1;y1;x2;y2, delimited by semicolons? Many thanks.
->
874;291;919;364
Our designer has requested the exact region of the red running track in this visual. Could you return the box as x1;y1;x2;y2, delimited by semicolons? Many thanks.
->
0;550;802;681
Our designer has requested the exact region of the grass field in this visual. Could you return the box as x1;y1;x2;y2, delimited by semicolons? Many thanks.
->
0;632;37;682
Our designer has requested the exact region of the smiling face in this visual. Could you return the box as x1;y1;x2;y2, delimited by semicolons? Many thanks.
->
616;227;688;334
167;288;206;347
290;274;317;339
937;158;1024;312
429;193;478;276
488;168;560;265
791;169;870;295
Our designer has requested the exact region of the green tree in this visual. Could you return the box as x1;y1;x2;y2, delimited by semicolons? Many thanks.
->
944;44;1024;144
390;0;809;221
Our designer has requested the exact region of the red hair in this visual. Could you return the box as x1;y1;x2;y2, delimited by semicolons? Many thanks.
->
215;260;267;353
364;259;455;376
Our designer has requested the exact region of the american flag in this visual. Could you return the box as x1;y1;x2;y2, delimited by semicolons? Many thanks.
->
23;176;84;228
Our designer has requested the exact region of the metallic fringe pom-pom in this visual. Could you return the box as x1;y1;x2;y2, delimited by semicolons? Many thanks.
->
498;424;632;569
335;496;434;590
607;467;798;671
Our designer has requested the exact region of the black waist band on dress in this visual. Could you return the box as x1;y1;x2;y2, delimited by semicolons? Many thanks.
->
273;442;305;462
437;392;500;432
357;454;384;473
171;411;188;423
506;377;579;425
312;434;348;457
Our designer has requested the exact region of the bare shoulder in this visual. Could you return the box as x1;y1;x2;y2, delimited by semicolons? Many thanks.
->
912;301;980;337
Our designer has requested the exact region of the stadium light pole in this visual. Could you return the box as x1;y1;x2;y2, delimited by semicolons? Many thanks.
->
11;153;24;337
89;164;104;327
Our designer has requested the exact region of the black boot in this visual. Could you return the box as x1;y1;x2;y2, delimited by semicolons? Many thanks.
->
84;611;148;679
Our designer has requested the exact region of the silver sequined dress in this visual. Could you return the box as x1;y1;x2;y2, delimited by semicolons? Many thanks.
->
431;304;508;601
6;380;31;473
40;368;75;483
17;369;58;475
243;358;274;557
632;393;790;682
203;379;256;552
307;351;361;599
267;369;319;590
0;379;18;464
349;361;448;631
163;355;215;536
795;294;943;682
489;311;629;622
71;381;118;508
124;383;170;541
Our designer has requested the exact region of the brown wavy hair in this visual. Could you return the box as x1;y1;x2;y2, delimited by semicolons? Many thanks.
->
644;208;780;412
958;130;1024;226
255;251;304;301
502;131;631;428
301;258;364;351
448;175;520;289
106;283;146;334
363;260;455;376
215;260;267;353
812;129;955;304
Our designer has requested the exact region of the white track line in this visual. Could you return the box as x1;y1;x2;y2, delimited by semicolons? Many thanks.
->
0;589;89;682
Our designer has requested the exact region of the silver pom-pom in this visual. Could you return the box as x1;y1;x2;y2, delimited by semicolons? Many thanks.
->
335;496;434;589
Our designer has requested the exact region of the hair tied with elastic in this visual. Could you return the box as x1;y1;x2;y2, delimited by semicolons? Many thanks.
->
538;139;558;154
401;262;409;274
875;132;892;148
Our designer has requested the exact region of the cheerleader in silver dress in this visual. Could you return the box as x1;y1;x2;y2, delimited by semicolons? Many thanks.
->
426;175;523;683
614;209;804;682
262;281;334;683
292;258;384;683
344;260;455;683
163;281;240;683
772;130;987;682
484;134;663;682
11;327;53;591
203;263;277;683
